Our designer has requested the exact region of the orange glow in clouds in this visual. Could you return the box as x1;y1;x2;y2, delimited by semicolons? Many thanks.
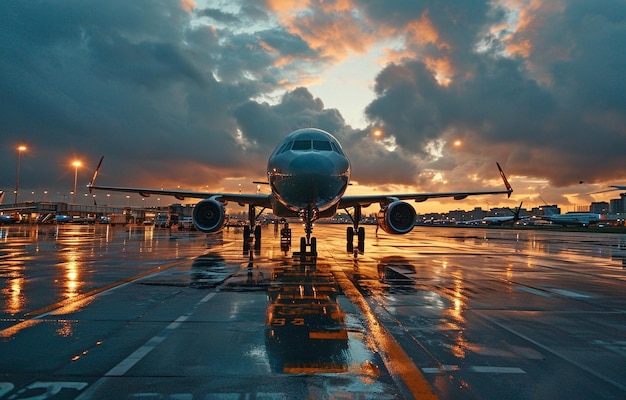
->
180;0;196;13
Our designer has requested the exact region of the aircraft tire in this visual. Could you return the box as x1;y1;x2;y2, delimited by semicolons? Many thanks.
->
243;225;251;251
347;227;354;253
358;227;365;253
254;225;261;250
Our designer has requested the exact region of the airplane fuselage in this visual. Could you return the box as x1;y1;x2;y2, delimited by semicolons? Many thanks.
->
545;212;602;227
267;128;350;219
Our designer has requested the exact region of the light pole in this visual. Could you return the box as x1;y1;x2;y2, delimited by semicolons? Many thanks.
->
72;161;82;204
14;145;27;204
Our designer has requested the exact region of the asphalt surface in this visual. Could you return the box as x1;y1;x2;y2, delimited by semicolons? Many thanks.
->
0;223;625;399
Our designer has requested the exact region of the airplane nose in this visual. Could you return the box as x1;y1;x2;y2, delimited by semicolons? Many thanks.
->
289;153;334;175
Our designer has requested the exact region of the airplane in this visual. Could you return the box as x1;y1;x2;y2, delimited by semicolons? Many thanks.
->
482;202;526;226
590;185;626;195
539;210;602;227
0;190;4;205
88;128;513;257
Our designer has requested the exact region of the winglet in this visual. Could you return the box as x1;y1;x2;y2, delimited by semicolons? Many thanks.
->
88;156;104;193
496;162;513;198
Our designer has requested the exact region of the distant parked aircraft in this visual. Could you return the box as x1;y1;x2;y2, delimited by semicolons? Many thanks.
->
540;209;602;227
482;202;526;226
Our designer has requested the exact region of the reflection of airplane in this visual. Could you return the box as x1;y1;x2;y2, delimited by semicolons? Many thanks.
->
482;202;526;225
89;128;512;256
265;262;348;373
540;210;602;227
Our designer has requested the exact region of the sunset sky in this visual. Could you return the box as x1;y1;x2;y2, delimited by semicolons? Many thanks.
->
1;0;625;213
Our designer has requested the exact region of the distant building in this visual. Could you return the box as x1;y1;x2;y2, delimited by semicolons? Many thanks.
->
610;194;626;214
590;201;609;214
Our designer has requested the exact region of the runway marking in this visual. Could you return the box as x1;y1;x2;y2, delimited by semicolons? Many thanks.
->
76;291;218;399
548;288;591;298
331;265;440;400
481;313;626;392
469;366;526;374
0;259;191;339
105;292;216;377
421;365;525;374
515;286;552;298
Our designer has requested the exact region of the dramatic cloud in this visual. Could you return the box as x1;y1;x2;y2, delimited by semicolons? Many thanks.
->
0;0;624;211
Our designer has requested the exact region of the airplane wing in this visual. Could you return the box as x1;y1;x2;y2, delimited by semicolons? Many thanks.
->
589;185;626;195
87;184;273;208
338;162;513;209
87;157;273;208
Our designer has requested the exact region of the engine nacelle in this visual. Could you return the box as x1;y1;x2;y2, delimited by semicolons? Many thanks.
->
376;201;416;234
192;199;226;232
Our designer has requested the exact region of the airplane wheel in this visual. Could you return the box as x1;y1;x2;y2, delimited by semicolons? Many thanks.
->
254;225;261;250
358;227;365;253
243;225;250;251
300;237;306;254
346;227;354;252
311;237;317;254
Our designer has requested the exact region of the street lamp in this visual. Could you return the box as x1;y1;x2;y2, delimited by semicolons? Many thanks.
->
14;145;27;204
72;160;82;204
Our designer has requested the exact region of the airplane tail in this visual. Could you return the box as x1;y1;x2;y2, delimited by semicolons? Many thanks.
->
88;156;104;192
496;162;513;198
0;190;4;205
506;201;523;220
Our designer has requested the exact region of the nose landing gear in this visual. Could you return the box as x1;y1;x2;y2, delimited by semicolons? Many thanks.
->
294;207;318;261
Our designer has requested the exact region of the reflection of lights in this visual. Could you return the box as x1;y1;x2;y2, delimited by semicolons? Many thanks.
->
6;277;24;315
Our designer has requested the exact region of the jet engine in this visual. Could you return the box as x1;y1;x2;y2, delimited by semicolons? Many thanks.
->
376;201;416;234
192;199;226;232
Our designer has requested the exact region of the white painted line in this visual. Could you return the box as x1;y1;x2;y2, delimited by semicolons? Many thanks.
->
104;292;217;377
470;366;526;374
422;365;525;374
422;365;460;373
549;288;591;298
515;286;552;298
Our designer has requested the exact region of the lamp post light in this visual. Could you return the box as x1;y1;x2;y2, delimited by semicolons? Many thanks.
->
72;161;82;204
14;145;27;204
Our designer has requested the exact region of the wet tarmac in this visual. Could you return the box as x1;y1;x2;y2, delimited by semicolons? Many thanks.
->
1;223;625;399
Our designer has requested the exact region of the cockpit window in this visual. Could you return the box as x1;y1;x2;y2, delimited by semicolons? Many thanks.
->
292;140;312;150
277;141;292;154
331;142;344;155
312;140;332;151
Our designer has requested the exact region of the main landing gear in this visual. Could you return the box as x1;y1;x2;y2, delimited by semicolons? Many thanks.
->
344;205;365;256
243;204;266;253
